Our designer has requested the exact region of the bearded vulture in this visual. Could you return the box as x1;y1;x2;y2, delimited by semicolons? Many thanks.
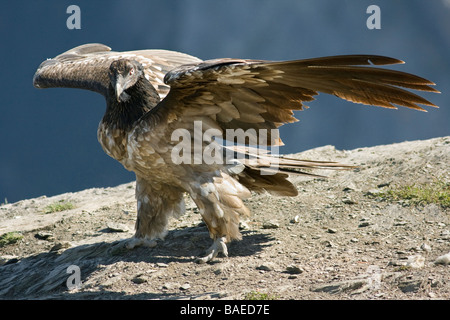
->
33;43;438;263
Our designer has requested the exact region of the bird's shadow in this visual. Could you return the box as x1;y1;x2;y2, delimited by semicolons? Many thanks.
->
117;224;275;264
0;224;274;298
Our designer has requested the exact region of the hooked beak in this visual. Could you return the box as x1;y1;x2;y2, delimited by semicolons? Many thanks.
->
114;75;129;102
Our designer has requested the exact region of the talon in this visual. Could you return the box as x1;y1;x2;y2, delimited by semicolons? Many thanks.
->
125;237;157;249
113;236;157;251
195;236;228;264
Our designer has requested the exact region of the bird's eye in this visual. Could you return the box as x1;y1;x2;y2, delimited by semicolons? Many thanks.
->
129;69;135;76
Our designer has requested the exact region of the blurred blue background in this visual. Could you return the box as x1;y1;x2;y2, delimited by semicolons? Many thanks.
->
0;0;448;203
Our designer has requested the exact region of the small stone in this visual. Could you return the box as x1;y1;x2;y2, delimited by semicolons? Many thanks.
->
263;220;280;229
350;238;359;243
377;182;391;188
290;215;300;224
343;183;358;192
163;282;177;290
180;283;191;290
420;243;431;252
390;255;426;269
322;240;336;248
50;241;71;252
34;232;54;241
358;221;371;228
106;222;130;233
239;220;250;230
406;255;425;269
365;189;382;196
439;230;450;241
434;252;450;265
285;265;304;274
157;262;169;268
342;197;357;205
327;228;337;234
430;279;440;288
256;263;275;271
132;274;149;284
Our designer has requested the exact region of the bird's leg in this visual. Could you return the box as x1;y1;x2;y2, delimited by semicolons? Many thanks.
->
195;236;228;264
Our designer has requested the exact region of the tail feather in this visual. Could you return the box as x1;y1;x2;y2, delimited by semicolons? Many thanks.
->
228;145;355;196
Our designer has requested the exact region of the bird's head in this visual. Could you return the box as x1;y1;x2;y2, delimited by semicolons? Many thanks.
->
108;59;144;102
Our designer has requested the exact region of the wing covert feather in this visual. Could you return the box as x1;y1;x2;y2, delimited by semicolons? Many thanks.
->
33;43;201;98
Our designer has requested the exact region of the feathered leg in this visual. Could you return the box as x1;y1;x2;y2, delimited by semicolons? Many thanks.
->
189;173;251;263
115;176;186;250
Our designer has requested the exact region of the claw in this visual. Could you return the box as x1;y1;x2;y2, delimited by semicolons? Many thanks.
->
111;236;157;255
124;236;157;249
195;236;228;264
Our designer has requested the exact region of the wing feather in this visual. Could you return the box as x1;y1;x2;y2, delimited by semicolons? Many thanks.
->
143;55;438;148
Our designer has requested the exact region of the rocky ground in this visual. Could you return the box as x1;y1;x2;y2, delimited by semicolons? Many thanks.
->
0;136;449;300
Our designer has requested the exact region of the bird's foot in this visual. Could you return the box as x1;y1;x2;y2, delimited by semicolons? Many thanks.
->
195;236;228;264
111;236;157;255
123;236;158;249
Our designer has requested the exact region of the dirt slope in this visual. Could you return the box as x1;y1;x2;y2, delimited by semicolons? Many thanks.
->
0;137;449;300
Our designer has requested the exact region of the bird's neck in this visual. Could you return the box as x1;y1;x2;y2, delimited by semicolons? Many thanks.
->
98;77;161;163
103;78;160;132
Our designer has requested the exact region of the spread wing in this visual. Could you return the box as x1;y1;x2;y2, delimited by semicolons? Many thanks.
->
137;55;439;149
33;43;202;99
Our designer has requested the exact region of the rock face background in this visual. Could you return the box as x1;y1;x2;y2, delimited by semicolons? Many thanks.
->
0;137;449;300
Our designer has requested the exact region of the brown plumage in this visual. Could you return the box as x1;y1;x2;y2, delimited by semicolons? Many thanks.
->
33;43;438;263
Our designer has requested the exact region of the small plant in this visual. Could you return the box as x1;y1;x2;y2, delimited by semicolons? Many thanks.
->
373;180;450;208
43;200;75;214
0;232;23;247
244;291;278;300
395;265;412;272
